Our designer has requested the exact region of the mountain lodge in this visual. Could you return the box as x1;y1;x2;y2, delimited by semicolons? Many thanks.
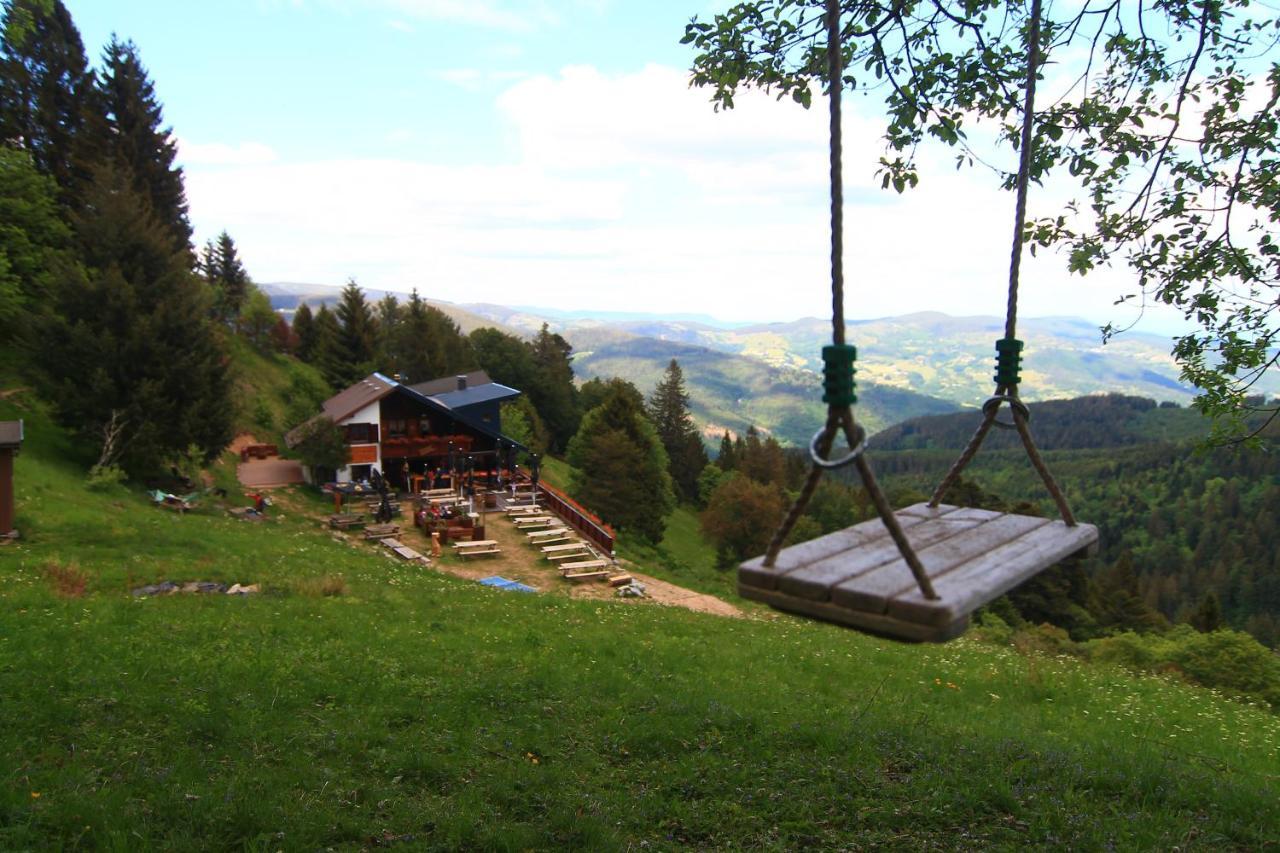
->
286;371;525;489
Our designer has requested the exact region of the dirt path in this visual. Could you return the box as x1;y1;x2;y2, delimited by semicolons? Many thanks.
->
230;432;305;488
300;495;745;619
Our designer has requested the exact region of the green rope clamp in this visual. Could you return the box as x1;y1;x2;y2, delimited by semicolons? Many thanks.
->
994;337;1024;387
822;344;858;406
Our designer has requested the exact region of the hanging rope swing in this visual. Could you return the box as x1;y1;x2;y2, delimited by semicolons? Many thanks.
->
738;0;1098;643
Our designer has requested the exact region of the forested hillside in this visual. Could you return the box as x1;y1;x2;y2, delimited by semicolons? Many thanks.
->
569;329;958;445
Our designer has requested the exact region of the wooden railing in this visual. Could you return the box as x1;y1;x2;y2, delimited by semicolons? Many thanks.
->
519;476;615;557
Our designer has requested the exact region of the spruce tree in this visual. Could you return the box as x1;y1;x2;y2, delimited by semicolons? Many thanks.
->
567;384;673;543
87;37;191;252
334;278;377;384
292;301;316;361
37;161;231;474
0;0;91;203
531;323;580;451
717;431;736;470
423;303;472;377
201;230;249;325
375;292;400;375
310;303;345;390
647;358;708;503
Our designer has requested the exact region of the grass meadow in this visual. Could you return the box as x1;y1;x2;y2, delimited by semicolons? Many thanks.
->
2;391;1278;849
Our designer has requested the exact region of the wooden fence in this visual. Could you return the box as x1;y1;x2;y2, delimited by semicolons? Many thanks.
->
518;477;615;557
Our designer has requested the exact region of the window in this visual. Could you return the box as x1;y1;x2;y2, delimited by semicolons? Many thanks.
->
418;416;433;436
345;423;378;444
387;418;407;438
350;464;372;482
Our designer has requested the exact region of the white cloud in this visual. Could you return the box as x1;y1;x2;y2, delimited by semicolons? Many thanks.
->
182;62;1185;332
177;140;279;166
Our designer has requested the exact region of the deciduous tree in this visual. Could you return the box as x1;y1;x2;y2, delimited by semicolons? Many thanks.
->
685;0;1280;441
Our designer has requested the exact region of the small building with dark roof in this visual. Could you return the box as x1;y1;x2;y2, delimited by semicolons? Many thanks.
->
0;420;23;538
286;372;523;488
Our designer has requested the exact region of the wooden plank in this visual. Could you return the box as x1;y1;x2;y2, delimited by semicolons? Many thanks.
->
778;511;997;601
526;527;569;538
560;559;609;572
392;545;425;561
452;539;498;549
529;534;570;546
889;521;1099;627
363;524;399;540
739;503;960;591
739;583;968;643
459;548;502;557
547;551;591;563
609;575;633;587
380;538;403;549
830;513;1050;613
564;570;609;583
542;542;587;553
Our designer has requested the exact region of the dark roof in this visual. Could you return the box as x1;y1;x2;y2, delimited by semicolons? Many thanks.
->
321;374;396;422
428;382;520;411
391;384;525;450
409;370;492;397
0;420;22;449
286;373;526;452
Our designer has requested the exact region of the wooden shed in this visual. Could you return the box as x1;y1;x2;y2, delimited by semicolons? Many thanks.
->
0;419;22;539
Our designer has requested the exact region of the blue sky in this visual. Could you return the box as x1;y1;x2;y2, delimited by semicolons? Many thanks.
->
61;0;1188;333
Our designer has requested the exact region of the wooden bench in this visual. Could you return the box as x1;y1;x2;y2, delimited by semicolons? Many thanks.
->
526;527;569;539
329;513;365;529
453;539;499;552
363;523;400;540
564;570;610;583
560;559;610;573
458;547;502;558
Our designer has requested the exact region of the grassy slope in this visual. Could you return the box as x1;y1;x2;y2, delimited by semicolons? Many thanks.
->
223;335;328;445
2;390;1278;848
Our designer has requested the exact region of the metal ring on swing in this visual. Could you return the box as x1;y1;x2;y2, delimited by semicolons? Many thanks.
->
808;422;867;469
981;394;1031;431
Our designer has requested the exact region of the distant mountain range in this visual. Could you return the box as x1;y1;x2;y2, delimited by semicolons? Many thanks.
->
261;281;1268;447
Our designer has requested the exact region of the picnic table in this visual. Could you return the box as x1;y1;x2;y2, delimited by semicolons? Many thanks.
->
453;539;502;558
512;515;553;527
543;543;591;562
329;513;365;529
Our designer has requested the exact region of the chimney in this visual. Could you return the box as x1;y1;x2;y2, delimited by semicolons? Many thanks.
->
456;375;467;391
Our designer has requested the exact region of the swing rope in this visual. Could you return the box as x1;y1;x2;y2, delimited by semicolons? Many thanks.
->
926;0;1077;527
762;0;1075;596
762;0;936;602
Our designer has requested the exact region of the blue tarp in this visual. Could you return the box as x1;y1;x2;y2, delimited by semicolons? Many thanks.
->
477;575;537;593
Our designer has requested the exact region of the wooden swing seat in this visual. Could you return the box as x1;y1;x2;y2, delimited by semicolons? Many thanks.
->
739;502;1098;643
